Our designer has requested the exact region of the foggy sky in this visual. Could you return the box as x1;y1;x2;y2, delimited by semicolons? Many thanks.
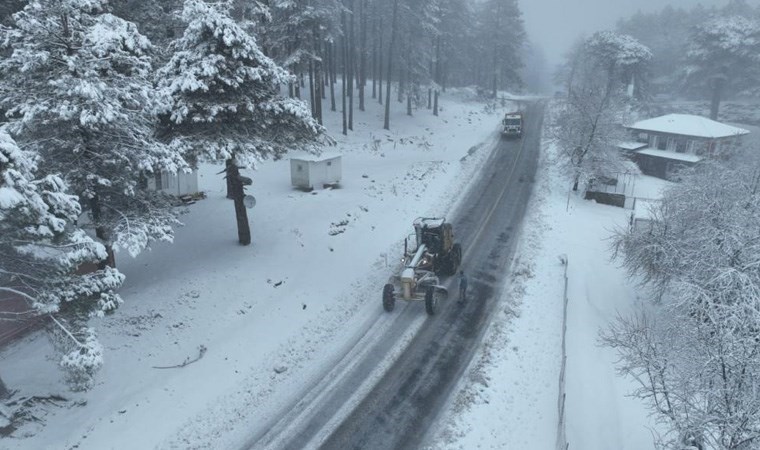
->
520;0;760;66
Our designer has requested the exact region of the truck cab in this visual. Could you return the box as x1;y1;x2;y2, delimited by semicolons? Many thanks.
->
502;112;523;138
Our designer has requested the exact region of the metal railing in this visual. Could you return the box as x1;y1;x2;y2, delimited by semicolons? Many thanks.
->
557;255;569;450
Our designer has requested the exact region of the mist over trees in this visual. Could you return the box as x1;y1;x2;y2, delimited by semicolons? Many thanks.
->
615;0;760;115
686;15;760;120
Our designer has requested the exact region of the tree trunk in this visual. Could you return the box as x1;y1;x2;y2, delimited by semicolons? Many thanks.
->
378;18;383;105
427;88;431;109
308;59;316;118
315;40;323;124
330;41;336;112
348;0;355;131
398;65;404;103
372;17;377;99
384;0;399;130
226;164;251;246
710;77;724;121
90;195;116;269
342;12;348;135
407;95;412;116
225;158;235;198
358;0;366;112
0;374;9;400
434;35;441;114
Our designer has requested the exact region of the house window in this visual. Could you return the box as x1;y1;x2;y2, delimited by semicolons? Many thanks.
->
327;161;332;166
675;140;687;153
155;172;163;190
637;132;648;144
297;164;303;172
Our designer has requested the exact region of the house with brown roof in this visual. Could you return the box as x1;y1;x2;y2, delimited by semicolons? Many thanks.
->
623;114;749;180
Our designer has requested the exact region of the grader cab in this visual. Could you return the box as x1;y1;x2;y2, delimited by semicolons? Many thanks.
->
382;217;462;315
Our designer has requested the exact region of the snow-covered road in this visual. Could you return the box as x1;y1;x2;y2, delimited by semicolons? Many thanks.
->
1;93;660;450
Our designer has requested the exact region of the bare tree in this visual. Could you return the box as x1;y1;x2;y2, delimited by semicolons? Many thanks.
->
607;156;760;450
551;31;651;191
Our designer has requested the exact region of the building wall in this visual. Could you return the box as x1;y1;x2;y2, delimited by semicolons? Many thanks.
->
641;131;743;159
291;157;342;189
147;170;199;196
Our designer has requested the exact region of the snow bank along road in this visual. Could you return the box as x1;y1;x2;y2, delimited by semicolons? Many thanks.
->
248;102;544;450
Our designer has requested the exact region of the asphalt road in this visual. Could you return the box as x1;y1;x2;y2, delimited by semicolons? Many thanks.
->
246;102;544;450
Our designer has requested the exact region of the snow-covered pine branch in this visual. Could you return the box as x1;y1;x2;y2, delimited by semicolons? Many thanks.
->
0;0;188;265
157;0;327;169
0;128;124;391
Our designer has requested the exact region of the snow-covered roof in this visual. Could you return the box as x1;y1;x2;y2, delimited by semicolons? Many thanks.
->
289;151;342;162
617;141;647;151
635;148;702;163
627;114;749;139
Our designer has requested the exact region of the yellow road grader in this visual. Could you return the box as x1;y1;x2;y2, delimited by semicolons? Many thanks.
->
382;217;462;315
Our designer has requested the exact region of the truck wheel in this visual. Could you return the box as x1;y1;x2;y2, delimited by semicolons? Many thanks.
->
383;284;395;312
425;287;438;315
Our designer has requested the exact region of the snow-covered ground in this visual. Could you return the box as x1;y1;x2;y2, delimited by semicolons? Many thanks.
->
1;90;509;449
428;131;670;449
2;90;671;449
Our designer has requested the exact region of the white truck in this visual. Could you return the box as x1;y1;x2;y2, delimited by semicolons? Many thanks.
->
501;112;523;138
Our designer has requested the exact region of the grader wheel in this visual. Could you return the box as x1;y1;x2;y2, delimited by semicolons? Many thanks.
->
383;283;395;312
425;287;438;315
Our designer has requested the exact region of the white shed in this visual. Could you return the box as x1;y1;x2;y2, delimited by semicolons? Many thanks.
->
147;169;200;197
290;153;342;190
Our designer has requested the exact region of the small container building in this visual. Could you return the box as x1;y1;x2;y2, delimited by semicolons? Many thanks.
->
290;153;342;190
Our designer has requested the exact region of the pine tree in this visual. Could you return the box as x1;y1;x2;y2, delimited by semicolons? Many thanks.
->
475;0;525;97
0;128;124;390
0;0;186;267
686;15;760;120
157;0;325;242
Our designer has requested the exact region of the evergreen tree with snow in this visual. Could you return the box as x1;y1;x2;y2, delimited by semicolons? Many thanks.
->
474;0;525;97
157;0;325;173
157;0;325;245
686;15;760;120
0;0;187;267
0;128;124;391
